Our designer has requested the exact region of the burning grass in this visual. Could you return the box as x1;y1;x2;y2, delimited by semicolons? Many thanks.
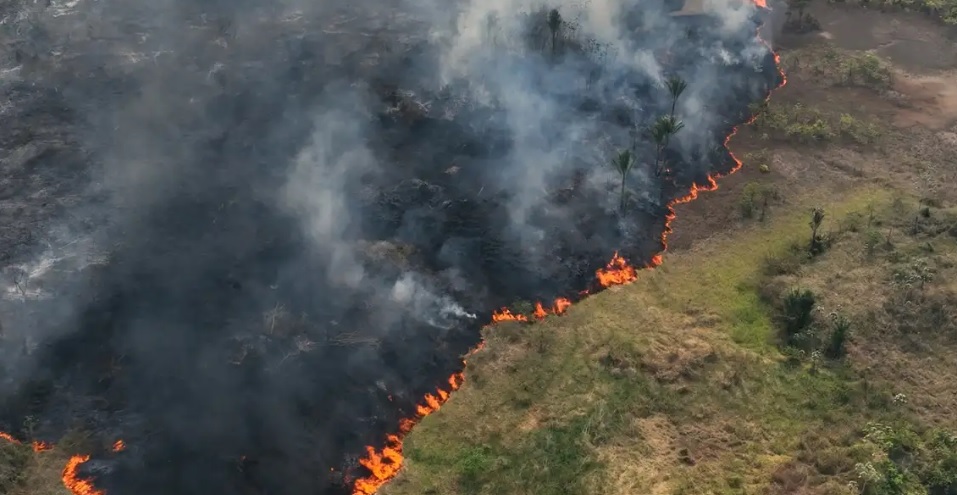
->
379;186;957;495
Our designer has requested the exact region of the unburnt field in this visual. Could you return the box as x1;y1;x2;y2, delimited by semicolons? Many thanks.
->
372;4;957;495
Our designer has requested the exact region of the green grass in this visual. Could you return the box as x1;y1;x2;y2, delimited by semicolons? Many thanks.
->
382;187;941;495
644;187;890;351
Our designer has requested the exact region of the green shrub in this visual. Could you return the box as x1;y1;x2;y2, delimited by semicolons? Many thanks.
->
838;113;881;144
781;288;817;344
864;229;883;258
854;424;957;495
842;53;892;89
739;182;780;220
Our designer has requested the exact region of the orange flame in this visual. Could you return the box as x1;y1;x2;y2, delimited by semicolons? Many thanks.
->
553;297;571;315
0;430;52;452
660;39;785;253
62;455;105;495
491;307;528;322
349;20;787;495
595;251;638;287
33;440;53;452
352;373;466;495
2;431;126;495
532;302;548;320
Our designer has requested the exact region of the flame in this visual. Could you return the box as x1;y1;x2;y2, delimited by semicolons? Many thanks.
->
595;251;638;287
33;440;53;452
660;38;786;252
2;431;125;495
553;297;572;315
352;373;466;495
491;307;528;322
0;431;17;444
533;302;548;320
0;431;53;452
62;455;105;495
350;17;787;495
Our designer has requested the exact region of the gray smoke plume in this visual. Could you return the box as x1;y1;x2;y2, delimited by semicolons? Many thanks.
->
0;0;779;493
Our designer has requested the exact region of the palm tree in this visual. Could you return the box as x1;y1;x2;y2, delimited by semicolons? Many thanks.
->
547;9;562;56
664;76;688;119
651;115;685;176
610;149;635;211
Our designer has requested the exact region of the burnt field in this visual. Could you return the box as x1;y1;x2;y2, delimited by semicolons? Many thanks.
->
0;0;780;493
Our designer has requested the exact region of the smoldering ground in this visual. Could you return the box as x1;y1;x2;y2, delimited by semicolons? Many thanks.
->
0;0;779;493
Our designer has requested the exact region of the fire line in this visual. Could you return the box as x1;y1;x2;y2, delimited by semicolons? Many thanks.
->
0;432;124;495
349;8;787;495
1;7;786;495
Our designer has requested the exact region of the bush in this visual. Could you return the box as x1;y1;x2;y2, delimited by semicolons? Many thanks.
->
842;53;892;89
825;313;851;358
864;229;883;258
739;182;780;220
854;424;957;495
781;288;817;344
763;243;808;276
838;113;881;144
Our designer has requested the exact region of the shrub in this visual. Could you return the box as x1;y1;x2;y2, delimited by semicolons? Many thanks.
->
763;243;808;276
838;113;881;144
825;313;851;358
864;229;883;258
739;182;779;220
842;53;892;89
781;288;817;344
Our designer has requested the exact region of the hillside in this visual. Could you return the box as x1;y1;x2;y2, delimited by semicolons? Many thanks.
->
376;5;957;495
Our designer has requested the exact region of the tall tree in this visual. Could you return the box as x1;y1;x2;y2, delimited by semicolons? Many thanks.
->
610;149;635;212
664;76;688;119
547;9;562;56
651;115;685;177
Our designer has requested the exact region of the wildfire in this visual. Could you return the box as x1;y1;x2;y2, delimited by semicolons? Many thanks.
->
1;431;125;495
553;297;572;315
491;307;528;322
595;251;638;287
660;36;786;252
352;373;466;495
0;430;53;452
62;455;105;495
350;14;788;495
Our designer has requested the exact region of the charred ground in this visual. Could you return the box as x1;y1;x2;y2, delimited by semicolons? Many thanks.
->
0;0;778;494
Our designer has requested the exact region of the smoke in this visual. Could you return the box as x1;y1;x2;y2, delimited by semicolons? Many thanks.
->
0;0;779;493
